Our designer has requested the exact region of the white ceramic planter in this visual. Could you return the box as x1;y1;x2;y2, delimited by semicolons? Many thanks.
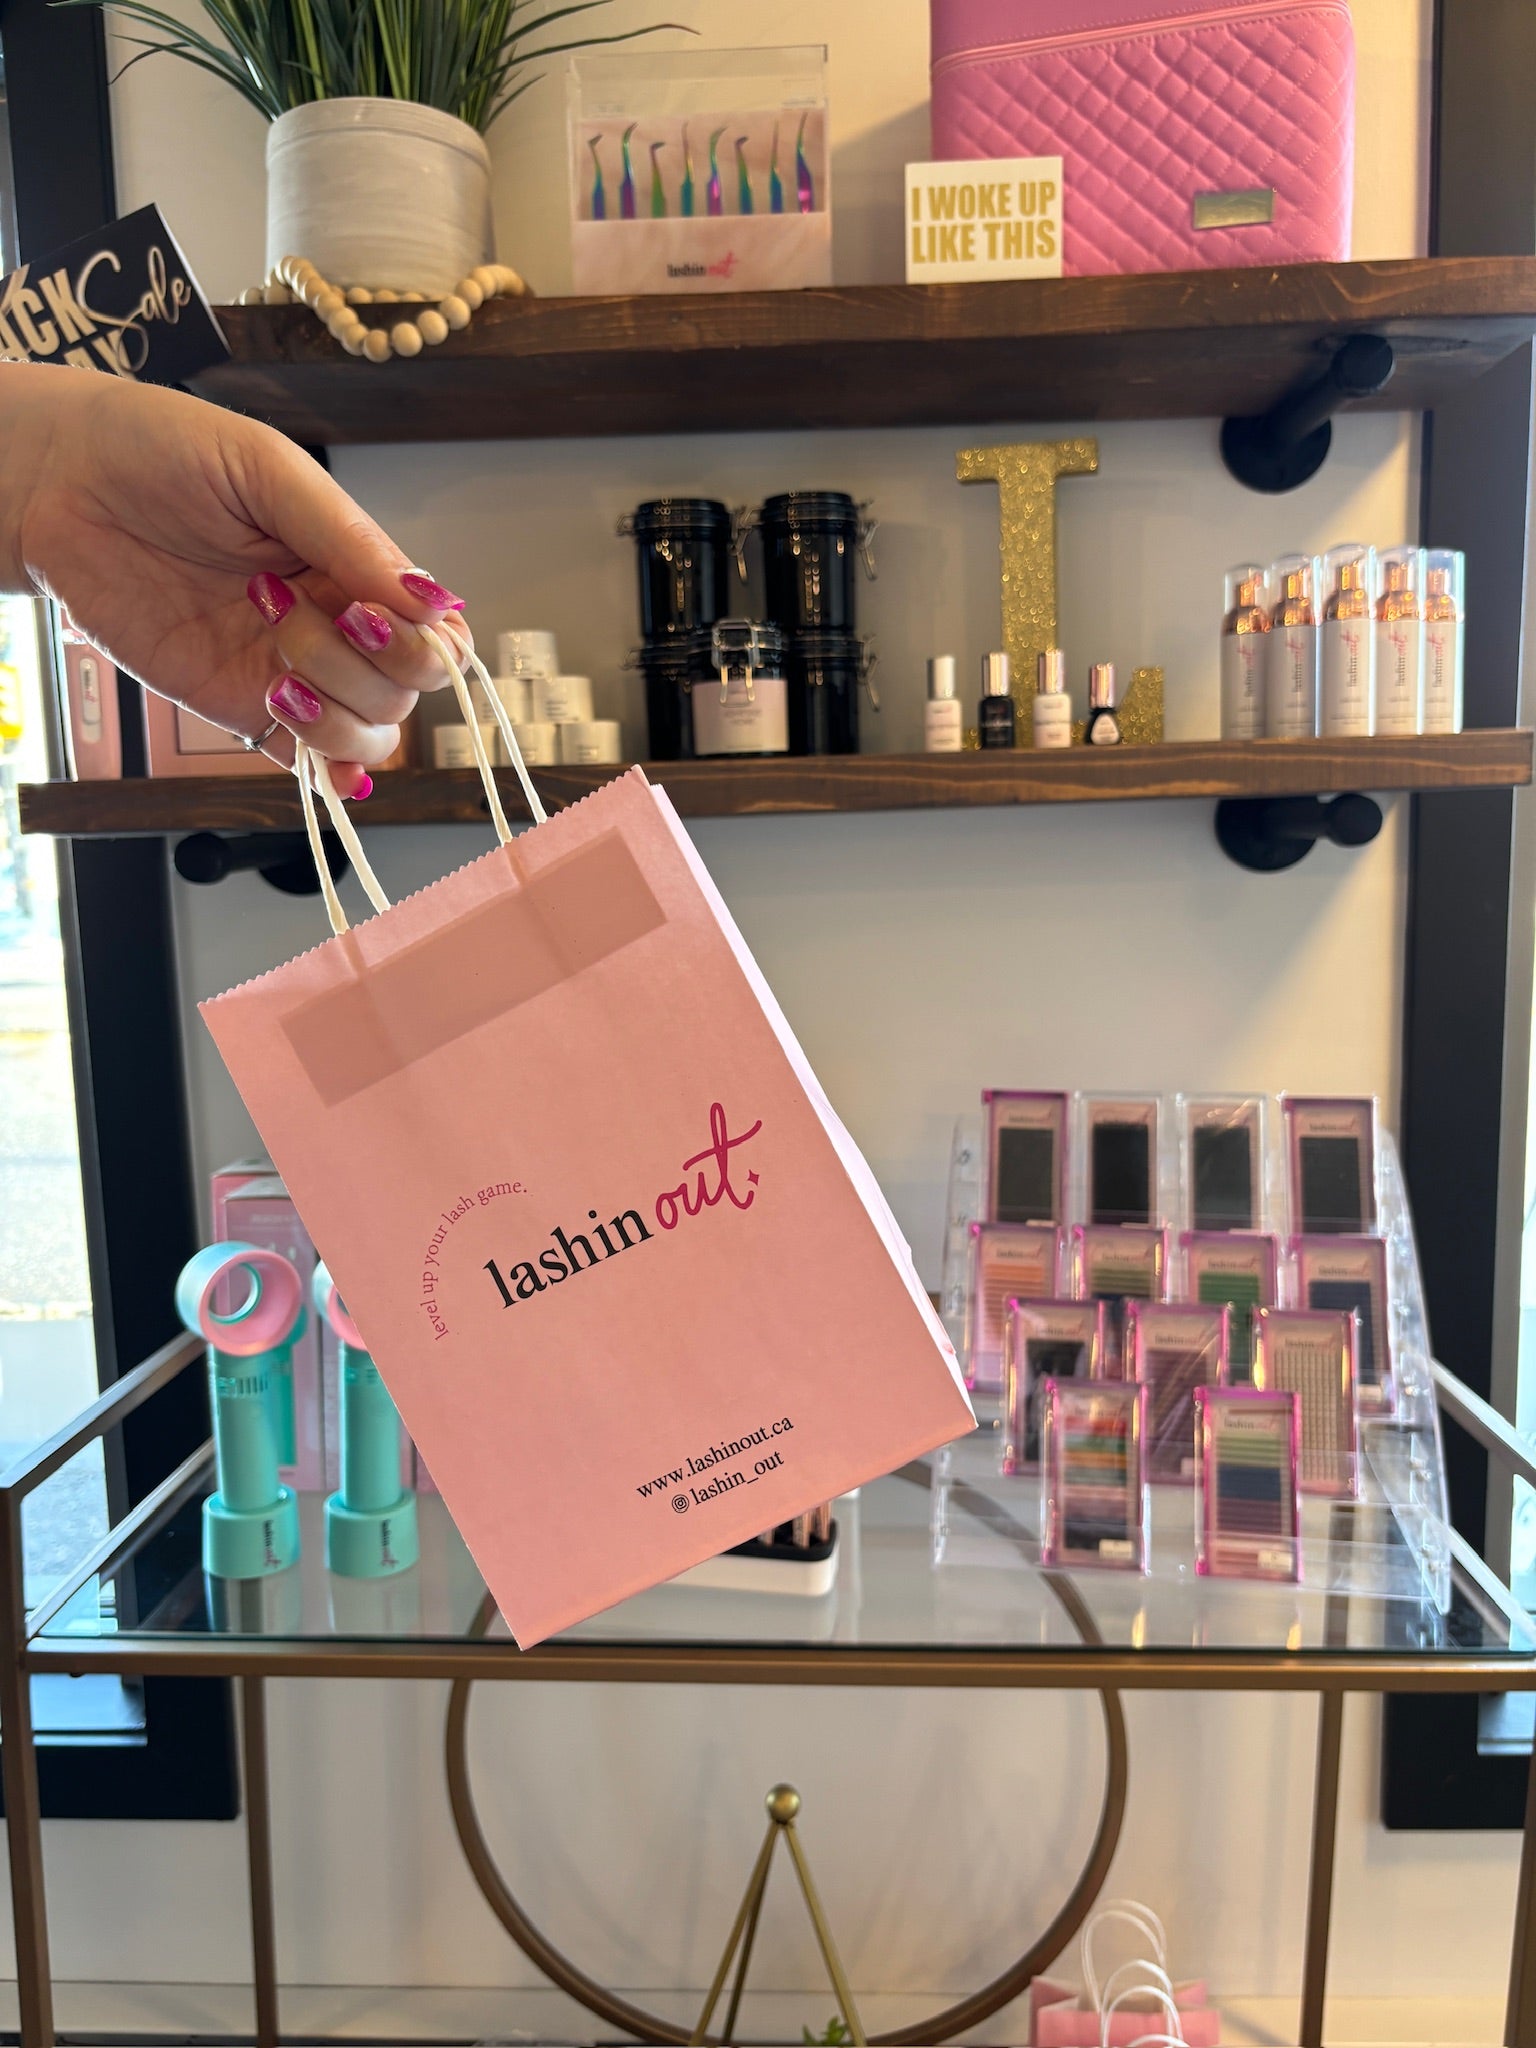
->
265;98;494;296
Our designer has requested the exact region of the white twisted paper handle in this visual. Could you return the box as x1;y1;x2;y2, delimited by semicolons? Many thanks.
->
295;623;550;937
1101;1984;1184;2048
1082;1901;1170;2012
1098;1961;1178;2018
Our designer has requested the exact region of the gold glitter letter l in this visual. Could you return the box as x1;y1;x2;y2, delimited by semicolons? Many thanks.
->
956;437;1099;738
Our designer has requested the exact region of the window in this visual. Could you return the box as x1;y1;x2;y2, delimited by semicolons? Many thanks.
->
0;592;112;1611
0;0;234;1818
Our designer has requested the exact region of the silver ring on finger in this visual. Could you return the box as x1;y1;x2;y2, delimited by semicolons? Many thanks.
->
243;717;283;753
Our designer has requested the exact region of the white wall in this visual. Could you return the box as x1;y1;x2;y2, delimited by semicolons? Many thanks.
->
29;0;1522;2031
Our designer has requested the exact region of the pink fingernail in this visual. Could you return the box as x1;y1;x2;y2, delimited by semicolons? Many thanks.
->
336;601;392;652
248;572;296;626
268;675;322;723
400;570;461;609
352;773;374;801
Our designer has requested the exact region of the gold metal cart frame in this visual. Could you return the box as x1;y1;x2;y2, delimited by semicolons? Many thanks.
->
3;1335;1533;2048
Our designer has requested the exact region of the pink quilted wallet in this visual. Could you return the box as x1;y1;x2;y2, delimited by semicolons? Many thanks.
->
930;0;1354;275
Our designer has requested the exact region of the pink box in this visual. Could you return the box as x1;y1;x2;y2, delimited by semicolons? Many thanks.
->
61;634;122;780
930;0;1354;275
211;1168;326;1491
208;1156;271;1202
208;1157;274;1246
143;691;288;777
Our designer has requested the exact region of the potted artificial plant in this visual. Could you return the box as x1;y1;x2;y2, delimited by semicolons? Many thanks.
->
81;0;673;294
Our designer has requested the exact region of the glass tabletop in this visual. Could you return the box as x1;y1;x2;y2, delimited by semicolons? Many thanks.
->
31;1458;1536;1661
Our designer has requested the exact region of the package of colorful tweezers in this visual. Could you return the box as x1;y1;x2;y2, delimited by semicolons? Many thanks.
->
569;46;831;295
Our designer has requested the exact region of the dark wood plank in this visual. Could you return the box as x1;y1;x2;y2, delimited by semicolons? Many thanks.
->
188;258;1536;443
20;732;1533;837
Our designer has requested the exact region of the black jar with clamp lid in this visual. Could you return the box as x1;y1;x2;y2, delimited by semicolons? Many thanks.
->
635;622;789;761
634;630;709;761
694;622;789;758
618;498;739;641
749;491;878;635
786;631;879;755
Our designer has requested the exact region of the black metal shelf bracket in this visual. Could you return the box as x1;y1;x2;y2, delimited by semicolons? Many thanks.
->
1221;334;1397;492
1215;791;1383;871
173;829;345;896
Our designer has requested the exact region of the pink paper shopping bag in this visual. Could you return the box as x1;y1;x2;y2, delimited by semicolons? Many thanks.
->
201;673;973;1645
1030;1901;1220;2046
1030;1979;1220;2047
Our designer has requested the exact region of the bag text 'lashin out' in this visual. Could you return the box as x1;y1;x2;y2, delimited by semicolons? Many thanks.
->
483;1102;763;1307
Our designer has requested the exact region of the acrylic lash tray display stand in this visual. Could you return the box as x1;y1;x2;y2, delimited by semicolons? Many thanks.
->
933;1117;1454;1616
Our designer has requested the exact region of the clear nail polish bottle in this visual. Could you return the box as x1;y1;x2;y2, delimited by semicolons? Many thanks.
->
924;655;963;752
1033;648;1072;749
978;651;1016;749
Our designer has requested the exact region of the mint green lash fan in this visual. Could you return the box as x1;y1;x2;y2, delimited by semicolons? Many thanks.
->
314;1263;419;1578
177;1244;303;1581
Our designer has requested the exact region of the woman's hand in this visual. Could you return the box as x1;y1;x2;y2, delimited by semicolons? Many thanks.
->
0;363;468;798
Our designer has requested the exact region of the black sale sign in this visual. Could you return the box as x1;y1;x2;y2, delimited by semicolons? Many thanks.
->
0;203;228;385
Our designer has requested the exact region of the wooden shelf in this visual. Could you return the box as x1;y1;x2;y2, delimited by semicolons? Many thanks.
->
189;257;1536;445
20;733;1532;837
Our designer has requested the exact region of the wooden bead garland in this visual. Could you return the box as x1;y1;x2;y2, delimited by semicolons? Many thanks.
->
238;255;530;361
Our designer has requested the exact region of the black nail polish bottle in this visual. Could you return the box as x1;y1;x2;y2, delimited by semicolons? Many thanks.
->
978;651;1016;749
1086;662;1122;745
